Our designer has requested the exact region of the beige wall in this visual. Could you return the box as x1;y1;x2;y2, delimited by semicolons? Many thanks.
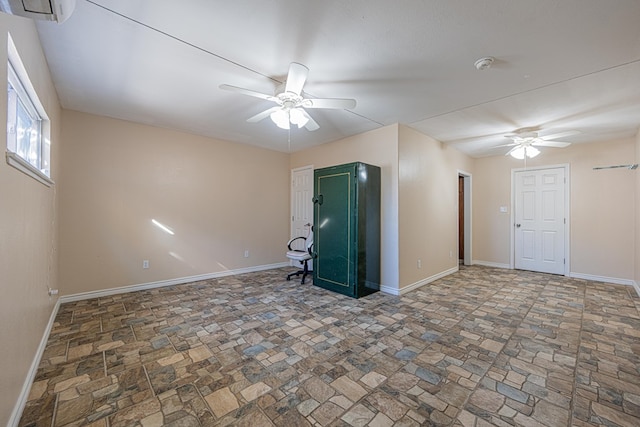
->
473;156;515;267
290;124;400;290
59;110;290;295
474;138;636;281
398;125;474;289
0;15;61;425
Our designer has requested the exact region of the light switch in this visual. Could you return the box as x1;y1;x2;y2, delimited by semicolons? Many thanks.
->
499;206;508;213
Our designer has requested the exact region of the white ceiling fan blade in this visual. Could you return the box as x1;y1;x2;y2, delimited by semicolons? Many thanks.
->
492;142;518;149
247;106;281;123
505;135;526;143
303;98;357;109
219;84;276;102
284;62;309;96
301;110;319;131
532;140;571;148
539;130;579;141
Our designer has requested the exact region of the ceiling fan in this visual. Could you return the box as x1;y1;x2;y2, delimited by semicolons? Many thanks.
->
219;62;356;131
500;129;578;159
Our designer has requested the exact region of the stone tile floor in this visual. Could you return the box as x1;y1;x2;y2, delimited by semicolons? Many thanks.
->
18;265;640;426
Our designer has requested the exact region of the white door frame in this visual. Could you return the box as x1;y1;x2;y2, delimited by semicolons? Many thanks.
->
458;170;472;266
290;165;314;266
510;163;570;276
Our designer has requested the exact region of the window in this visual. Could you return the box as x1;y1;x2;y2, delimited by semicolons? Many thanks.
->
6;33;52;186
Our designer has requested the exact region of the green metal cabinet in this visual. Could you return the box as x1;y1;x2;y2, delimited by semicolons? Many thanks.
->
312;162;381;298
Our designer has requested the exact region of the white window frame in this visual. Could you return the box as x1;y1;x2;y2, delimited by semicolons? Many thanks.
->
6;33;53;187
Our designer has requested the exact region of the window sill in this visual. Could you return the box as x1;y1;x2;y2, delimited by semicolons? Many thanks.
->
6;151;54;187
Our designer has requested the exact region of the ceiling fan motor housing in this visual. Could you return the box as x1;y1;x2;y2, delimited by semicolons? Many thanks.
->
518;131;538;140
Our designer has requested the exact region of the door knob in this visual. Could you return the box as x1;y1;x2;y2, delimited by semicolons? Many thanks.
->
312;195;323;205
516;224;521;228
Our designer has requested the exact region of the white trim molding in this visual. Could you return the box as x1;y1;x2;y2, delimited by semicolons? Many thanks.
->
381;266;459;296
6;151;54;187
469;264;637;294
472;260;511;269
8;299;61;427
570;272;637;288
60;262;289;303
457;170;473;266
379;284;400;295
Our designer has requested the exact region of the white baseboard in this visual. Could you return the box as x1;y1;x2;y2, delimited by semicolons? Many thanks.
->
60;262;289;303
381;266;459;296
379;284;400;295
472;260;511;269
569;272;636;288
8;298;61;427
434;263;640;297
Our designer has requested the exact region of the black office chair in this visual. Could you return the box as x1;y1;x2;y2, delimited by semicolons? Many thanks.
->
286;228;313;284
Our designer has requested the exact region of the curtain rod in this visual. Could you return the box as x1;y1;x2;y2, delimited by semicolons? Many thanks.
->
592;164;638;170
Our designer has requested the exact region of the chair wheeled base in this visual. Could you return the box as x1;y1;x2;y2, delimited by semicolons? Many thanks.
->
286;261;311;284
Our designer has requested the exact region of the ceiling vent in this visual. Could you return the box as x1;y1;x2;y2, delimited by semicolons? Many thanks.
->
0;0;76;23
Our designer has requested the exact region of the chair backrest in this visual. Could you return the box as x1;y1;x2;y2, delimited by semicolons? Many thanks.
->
305;229;314;253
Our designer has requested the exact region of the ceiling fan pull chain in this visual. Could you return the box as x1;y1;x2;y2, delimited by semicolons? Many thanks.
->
288;110;291;152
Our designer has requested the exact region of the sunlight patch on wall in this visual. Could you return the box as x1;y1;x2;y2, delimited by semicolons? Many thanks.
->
151;219;174;235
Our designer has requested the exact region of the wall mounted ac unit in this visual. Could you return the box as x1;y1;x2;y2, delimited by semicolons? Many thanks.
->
0;0;76;23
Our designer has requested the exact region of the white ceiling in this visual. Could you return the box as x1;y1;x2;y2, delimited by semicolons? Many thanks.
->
33;0;640;156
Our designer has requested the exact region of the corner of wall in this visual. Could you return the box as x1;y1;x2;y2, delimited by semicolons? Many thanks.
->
635;129;640;284
396;126;474;290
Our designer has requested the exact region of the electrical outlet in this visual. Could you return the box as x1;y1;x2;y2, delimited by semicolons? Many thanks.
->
449;250;453;258
244;250;249;258
417;259;421;269
143;260;149;269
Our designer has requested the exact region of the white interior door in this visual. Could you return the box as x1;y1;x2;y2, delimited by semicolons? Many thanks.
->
514;167;566;274
290;166;313;256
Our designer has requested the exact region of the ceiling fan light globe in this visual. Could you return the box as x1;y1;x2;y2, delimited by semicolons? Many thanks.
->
510;145;540;159
527;146;540;158
290;108;309;128
510;146;526;159
270;109;290;130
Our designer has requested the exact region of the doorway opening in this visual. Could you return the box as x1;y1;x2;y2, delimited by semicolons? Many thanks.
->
458;171;472;266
